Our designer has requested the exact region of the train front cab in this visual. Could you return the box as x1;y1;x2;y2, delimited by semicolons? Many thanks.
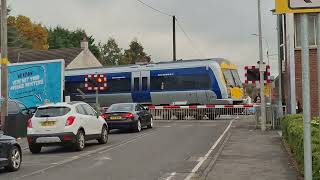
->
220;63;244;104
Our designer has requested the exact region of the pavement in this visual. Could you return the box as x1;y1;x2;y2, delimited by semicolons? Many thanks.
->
203;117;298;180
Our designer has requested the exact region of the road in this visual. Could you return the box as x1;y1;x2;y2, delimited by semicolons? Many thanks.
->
0;120;232;180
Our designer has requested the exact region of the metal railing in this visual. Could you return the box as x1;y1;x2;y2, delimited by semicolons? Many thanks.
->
149;105;258;121
149;104;284;130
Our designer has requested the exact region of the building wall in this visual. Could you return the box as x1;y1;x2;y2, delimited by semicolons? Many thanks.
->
66;49;102;69
294;48;318;116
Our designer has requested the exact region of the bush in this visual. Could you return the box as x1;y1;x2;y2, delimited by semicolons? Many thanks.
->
282;114;320;179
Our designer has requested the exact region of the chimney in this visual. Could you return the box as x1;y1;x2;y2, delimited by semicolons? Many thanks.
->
81;37;89;50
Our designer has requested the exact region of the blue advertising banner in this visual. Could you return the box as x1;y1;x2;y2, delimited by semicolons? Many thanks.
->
6;60;64;108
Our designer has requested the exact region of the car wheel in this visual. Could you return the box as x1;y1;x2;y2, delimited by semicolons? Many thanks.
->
133;120;142;132
147;117;153;129
5;146;22;172
29;143;42;154
73;130;85;151
98;125;108;144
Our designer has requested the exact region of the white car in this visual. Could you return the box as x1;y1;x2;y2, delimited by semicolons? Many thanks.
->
27;101;108;153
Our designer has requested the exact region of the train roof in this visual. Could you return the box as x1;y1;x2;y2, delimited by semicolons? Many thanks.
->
66;58;232;71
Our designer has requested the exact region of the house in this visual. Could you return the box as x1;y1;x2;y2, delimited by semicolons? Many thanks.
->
279;13;320;116
8;40;102;69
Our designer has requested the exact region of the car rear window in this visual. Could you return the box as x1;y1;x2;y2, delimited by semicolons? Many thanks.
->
35;107;71;117
107;104;134;112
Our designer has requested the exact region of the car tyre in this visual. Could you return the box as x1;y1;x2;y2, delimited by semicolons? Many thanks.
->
29;143;42;154
98;125;108;144
5;146;22;172
133;120;142;133
73;130;85;151
147;117;153;129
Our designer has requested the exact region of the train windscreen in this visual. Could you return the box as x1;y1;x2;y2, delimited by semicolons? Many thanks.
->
223;70;242;87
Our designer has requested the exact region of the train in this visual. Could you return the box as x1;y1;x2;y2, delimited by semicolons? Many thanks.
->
64;58;244;107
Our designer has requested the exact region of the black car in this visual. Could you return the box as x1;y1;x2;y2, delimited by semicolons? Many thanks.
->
102;103;153;132
0;133;22;171
0;100;33;138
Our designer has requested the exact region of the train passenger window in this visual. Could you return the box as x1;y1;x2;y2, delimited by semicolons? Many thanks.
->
151;74;210;91
65;82;86;94
134;78;139;91
142;77;148;91
108;78;131;93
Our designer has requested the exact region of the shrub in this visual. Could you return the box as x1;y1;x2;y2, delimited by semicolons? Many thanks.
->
282;114;320;179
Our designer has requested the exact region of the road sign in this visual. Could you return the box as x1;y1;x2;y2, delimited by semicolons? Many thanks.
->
276;0;320;13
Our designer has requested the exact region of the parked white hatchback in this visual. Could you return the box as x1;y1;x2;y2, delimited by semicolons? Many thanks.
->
27;101;108;153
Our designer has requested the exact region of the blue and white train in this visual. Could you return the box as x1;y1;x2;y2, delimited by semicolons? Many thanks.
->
64;58;243;107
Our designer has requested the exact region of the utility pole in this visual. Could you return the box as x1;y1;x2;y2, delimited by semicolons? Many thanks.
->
277;14;283;119
317;13;320;180
257;0;266;131
300;13;312;180
0;0;8;133
173;15;176;61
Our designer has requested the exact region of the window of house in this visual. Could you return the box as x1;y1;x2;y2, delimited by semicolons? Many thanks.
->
295;14;317;47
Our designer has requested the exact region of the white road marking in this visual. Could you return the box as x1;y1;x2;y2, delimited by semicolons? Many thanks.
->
184;119;234;180
98;132;153;154
165;172;177;180
16;131;157;180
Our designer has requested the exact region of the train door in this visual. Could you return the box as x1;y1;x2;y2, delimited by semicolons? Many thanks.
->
131;71;151;103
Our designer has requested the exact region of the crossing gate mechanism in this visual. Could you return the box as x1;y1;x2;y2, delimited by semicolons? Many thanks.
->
85;74;107;91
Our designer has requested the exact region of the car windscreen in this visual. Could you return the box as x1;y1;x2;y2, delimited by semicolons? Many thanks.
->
107;104;134;112
35;107;71;117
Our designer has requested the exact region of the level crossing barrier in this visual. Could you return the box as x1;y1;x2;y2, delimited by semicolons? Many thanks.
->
101;104;283;129
148;104;259;120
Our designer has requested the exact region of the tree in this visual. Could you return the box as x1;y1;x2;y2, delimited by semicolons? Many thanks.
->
0;15;32;48
47;27;100;59
11;15;48;50
7;26;32;48
98;38;122;66
119;39;151;65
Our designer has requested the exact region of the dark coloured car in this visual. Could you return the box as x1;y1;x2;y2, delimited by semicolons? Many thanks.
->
0;133;22;171
0;100;33;138
102;103;153;132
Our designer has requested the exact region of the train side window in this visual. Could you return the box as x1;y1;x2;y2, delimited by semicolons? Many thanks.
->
108;78;131;93
142;77;148;91
151;74;210;91
134;78;139;91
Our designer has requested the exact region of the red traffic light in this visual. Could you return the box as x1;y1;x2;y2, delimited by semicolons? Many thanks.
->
97;77;103;83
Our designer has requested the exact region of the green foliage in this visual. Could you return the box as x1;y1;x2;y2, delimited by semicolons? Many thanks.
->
98;38;122;66
7;26;32;48
282;114;320;179
47;27;100;58
119;39;151;65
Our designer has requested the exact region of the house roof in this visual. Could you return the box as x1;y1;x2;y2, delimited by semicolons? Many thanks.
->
8;47;83;66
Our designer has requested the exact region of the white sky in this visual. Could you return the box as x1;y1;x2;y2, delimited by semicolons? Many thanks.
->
9;0;278;80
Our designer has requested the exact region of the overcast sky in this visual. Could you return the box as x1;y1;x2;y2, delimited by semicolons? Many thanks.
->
9;0;278;79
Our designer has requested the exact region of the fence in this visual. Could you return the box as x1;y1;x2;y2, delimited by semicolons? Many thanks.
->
148;104;284;129
149;104;257;119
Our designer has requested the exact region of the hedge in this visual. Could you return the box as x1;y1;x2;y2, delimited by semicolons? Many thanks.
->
282;114;320;179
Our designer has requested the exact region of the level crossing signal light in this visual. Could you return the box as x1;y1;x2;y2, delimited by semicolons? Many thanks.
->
244;65;271;85
85;74;107;91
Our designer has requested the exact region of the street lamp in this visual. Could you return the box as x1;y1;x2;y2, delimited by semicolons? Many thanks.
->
256;0;266;131
251;33;271;65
